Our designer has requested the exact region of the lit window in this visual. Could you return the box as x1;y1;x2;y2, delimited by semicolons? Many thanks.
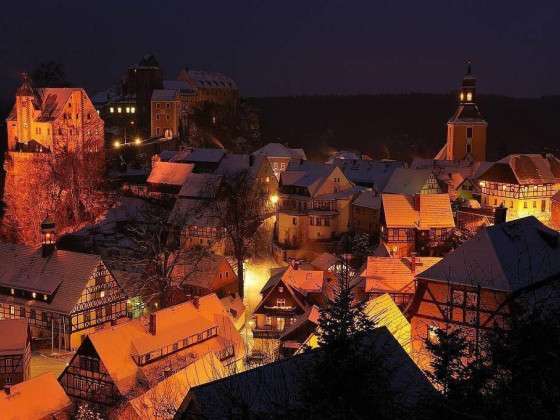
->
109;107;114;113
131;107;136;113
117;107;122;113
43;294;47;301
277;298;286;307
427;325;439;344
278;286;284;293
10;306;15;316
126;107;130;113
100;291;105;298
466;92;472;101
32;292;37;299
265;176;270;183
459;92;464;101
10;288;14;295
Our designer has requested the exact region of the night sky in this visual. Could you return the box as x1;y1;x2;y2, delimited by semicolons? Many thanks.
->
1;1;559;99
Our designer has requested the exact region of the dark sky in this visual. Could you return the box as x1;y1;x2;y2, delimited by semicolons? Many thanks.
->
1;1;559;98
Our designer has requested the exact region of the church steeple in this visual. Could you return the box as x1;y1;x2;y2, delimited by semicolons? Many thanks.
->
16;72;34;97
458;61;476;104
443;62;488;162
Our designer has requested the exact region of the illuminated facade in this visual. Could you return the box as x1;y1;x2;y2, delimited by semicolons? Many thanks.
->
0;319;31;387
478;154;560;222
435;63;487;162
0;220;127;351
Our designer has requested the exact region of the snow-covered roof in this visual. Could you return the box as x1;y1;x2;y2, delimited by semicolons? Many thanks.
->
185;70;237;90
163;79;196;94
84;294;243;396
183;148;225;164
147;162;194;186
383;168;437;195
0;242;104;313
176;327;434;418
0;373;72;420
365;294;412;353
381;193;455;229
252;143;307;160
281;161;340;196
151;89;178;102
361;256;441;295
419;216;560;293
478;154;560;185
332;159;403;190
353;190;381;209
178;173;222;198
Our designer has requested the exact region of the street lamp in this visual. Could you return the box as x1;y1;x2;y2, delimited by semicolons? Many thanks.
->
114;140;121;149
270;194;279;205
134;137;141;145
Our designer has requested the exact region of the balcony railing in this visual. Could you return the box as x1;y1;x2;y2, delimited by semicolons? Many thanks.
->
252;326;282;339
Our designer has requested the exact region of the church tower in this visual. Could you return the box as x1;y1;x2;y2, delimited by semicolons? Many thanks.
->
445;63;487;162
12;73;37;149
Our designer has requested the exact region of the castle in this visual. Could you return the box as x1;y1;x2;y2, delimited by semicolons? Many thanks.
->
2;74;105;244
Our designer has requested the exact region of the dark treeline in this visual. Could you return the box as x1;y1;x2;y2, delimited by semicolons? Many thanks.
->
247;94;560;162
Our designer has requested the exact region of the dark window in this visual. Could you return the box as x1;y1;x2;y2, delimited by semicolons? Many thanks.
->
30;309;36;320
19;306;25;318
466;127;473;138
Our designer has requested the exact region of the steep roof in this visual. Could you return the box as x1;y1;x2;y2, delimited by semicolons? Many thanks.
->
361;256;442;294
183;148;225;164
163;80;196;94
35;88;84;121
176;327;434;419
448;103;486;123
382;194;454;229
171;254;236;291
0;373;72;420
0;243;103;313
147;162;194;186
86;294;243;396
365;294;411;353
352;190;381;209
252;143;307;160
183;70;237;90
310;253;338;271
178;173;222;199
126;353;225;420
478;154;560;185
383;168;437;195
151;89;178;102
418;216;560;292
0;319;28;356
332;159;403;190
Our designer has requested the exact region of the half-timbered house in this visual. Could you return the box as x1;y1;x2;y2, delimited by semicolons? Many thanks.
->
0;220;128;350
383;168;442;195
408;216;560;371
0;319;31;387
380;193;455;257
58;294;244;408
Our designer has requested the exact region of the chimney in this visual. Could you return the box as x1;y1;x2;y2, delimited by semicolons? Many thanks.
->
149;313;157;335
494;205;507;225
193;296;200;309
40;216;56;258
3;385;10;396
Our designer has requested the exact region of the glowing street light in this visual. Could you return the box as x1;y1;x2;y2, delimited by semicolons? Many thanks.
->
134;137;142;145
270;194;279;205
113;140;121;149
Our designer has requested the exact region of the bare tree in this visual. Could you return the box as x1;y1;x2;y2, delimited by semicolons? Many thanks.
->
207;170;271;298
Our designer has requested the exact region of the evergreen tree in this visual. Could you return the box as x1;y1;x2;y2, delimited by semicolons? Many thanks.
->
298;257;401;419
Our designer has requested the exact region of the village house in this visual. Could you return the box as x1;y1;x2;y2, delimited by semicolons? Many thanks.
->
0;319;31;387
407;216;560;371
0;373;72;420
383;168;442;195
350;190;381;236
252;264;337;355
331;158;403;192
170;254;239;301
146;161;194;196
477;153;560;222
252;142;307;180
380;193;455;257
58;294;244;408
0;219;128;350
360;255;441;308
174;327;434;419
275;160;359;260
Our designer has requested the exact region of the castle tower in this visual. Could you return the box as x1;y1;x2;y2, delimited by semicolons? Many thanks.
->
445;63;487;162
12;73;36;149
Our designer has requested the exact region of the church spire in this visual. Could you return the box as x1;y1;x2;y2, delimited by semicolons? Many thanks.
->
459;61;476;104
16;72;34;97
